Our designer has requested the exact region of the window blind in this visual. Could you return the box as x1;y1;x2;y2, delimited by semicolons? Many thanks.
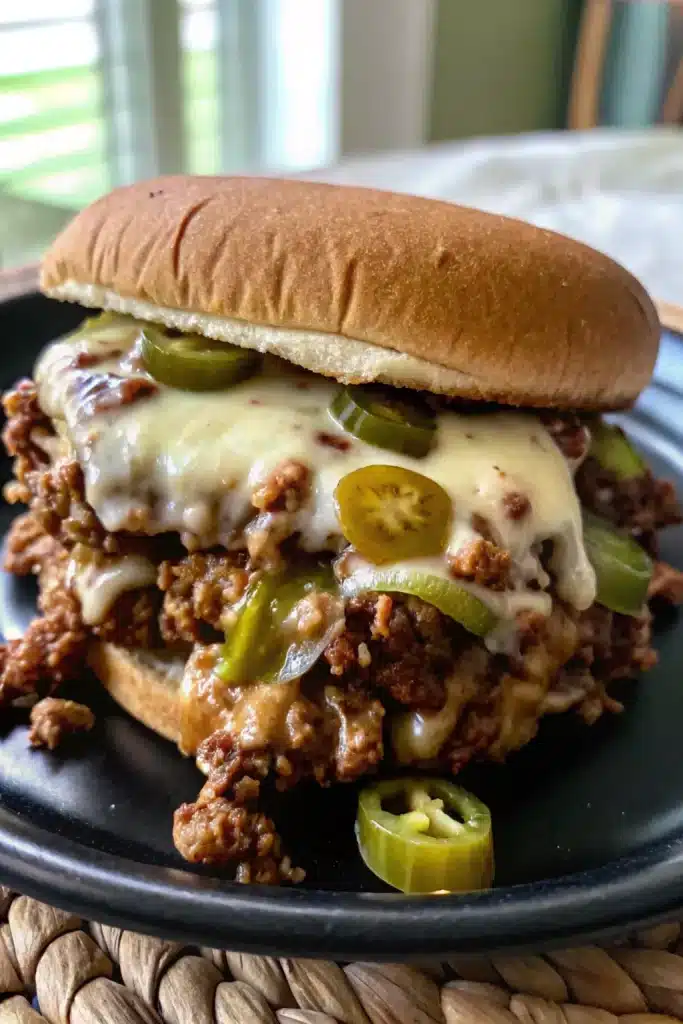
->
0;1;109;209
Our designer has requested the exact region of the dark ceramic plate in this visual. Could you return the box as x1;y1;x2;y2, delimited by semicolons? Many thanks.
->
1;291;683;958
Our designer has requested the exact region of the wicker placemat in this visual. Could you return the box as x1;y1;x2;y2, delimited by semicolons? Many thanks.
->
1;889;683;1023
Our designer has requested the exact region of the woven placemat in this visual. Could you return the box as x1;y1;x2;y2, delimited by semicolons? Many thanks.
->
1;889;683;1023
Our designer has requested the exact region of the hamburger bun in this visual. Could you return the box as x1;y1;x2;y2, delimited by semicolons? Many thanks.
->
41;175;658;410
88;643;182;746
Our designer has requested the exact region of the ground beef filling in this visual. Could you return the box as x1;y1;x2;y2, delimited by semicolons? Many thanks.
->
0;532;87;707
158;553;250;645
577;456;681;557
2;382;682;881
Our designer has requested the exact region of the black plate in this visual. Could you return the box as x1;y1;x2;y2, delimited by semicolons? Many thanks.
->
1;291;683;958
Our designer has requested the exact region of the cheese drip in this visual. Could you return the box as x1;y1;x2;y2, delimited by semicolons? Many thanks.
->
67;554;157;624
36;318;596;625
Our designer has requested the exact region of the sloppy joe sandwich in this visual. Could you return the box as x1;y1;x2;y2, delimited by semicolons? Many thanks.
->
2;176;681;886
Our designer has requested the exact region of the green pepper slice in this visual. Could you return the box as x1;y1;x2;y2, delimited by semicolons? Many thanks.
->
330;385;436;457
335;465;452;564
217;574;276;685
69;310;136;341
217;565;341;684
341;566;496;636
589;420;646;479
583;510;653;616
141;327;260;391
80;310;130;331
356;778;494;893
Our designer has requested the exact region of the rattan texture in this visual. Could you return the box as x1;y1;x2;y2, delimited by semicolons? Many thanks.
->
0;889;683;1022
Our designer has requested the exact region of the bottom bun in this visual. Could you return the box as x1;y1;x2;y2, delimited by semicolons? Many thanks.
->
88;642;184;746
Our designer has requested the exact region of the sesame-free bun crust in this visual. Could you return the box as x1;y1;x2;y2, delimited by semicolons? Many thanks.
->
88;643;182;746
41;175;659;410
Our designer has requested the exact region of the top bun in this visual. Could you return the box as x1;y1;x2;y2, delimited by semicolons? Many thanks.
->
41;175;659;410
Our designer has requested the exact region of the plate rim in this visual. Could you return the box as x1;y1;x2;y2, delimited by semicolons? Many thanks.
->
1;800;683;957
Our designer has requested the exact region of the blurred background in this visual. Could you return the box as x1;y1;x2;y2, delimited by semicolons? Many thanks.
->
1;0;682;270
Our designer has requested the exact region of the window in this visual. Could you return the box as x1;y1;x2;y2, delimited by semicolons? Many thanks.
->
0;0;431;265
182;0;220;174
0;2;109;209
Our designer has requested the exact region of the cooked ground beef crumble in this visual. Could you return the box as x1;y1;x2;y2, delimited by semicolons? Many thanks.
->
2;380;682;883
576;455;681;557
28;696;94;750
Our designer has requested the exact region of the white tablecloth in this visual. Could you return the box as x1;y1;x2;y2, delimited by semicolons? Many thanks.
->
305;128;683;307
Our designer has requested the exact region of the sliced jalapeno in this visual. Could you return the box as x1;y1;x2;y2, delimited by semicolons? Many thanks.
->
217;565;342;684
335;465;452;564
330;385;436;457
70;310;136;340
583;510;652;616
341;566;496;636
589;420;646;479
356;778;494;893
141;327;260;391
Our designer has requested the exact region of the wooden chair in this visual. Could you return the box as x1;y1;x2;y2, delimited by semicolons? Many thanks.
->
568;0;683;129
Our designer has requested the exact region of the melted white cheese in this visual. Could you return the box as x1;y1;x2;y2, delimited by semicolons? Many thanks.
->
36;319;596;626
67;554;157;624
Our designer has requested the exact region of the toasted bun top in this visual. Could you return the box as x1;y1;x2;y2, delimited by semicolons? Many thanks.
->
41;175;659;409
